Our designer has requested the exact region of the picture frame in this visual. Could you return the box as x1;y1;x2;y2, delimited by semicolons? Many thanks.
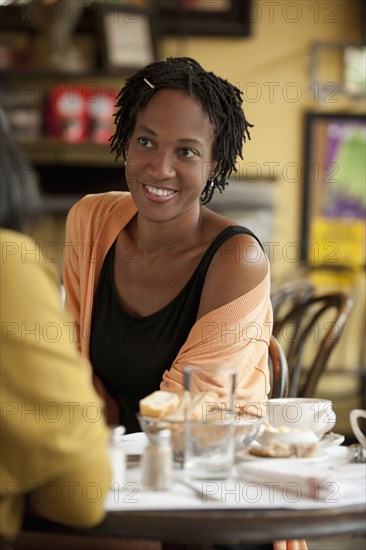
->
155;0;252;37
301;112;366;268
97;3;155;71
309;42;366;100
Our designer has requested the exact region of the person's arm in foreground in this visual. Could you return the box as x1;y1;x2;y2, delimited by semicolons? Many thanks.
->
1;231;111;539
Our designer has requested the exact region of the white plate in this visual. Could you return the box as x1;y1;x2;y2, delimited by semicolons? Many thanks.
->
319;432;345;449
236;447;329;463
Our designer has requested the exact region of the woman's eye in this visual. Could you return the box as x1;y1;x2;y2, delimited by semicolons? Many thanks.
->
180;148;197;158
138;137;153;148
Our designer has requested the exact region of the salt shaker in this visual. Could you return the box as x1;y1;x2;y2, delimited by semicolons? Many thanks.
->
141;429;173;491
109;425;126;487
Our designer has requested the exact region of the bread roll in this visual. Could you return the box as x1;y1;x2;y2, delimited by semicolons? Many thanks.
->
139;390;180;418
249;442;293;458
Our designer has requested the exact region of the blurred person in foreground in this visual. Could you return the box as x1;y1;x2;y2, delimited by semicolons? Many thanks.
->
0;109;111;543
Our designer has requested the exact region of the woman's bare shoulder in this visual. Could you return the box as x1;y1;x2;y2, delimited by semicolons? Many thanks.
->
198;209;268;318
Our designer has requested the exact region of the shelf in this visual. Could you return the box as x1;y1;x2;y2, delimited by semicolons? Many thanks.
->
18;138;120;167
0;4;95;33
1;2;134;206
0;3;156;77
0;68;134;79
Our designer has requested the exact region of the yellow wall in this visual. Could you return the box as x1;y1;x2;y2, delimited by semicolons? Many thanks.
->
160;0;364;281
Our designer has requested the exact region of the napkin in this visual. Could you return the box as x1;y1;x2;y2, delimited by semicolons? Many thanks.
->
235;460;365;502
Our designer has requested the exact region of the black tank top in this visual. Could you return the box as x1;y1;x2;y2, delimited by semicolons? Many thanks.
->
90;225;261;433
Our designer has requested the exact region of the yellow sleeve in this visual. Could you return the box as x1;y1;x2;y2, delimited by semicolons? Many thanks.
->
1;231;111;534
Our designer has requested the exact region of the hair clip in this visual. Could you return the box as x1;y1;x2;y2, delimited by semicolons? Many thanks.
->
143;78;155;89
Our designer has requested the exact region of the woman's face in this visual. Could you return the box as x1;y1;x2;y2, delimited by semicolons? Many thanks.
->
125;89;216;223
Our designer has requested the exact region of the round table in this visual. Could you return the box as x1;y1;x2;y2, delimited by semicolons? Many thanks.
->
15;504;366;549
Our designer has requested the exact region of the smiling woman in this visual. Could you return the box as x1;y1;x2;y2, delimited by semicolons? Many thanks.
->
63;57;272;438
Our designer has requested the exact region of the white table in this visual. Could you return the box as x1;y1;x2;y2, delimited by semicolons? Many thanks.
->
18;434;366;547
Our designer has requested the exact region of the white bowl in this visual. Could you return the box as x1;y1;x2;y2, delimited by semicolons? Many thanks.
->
265;398;336;440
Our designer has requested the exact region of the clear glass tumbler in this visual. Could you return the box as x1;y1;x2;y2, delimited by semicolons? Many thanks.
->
183;365;237;480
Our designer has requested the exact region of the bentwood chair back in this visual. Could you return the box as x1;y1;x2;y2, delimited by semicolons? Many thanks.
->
268;335;289;398
273;292;354;397
271;279;314;321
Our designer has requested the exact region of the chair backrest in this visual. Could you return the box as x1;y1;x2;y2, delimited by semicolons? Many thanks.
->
271;279;314;320
268;335;289;398
273;291;354;397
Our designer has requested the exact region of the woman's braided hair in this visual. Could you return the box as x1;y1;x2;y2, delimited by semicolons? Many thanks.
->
110;57;253;204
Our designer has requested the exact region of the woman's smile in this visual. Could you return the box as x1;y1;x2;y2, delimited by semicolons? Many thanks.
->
142;183;177;202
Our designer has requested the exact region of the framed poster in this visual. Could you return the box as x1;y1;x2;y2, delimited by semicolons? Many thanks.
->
98;3;155;71
155;0;251;37
302;112;366;268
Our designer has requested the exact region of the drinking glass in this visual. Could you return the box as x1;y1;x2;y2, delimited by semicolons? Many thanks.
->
183;365;236;480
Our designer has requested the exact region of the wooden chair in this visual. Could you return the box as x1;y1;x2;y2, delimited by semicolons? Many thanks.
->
268;335;289;398
273;292;354;397
271;279;314;320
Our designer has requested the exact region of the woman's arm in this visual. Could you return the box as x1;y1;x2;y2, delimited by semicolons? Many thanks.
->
161;242;272;408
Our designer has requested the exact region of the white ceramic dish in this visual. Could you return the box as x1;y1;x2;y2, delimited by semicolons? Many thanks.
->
265;398;336;439
319;432;345;449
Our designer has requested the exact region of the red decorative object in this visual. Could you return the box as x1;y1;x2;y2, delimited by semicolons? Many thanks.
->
45;85;89;142
87;88;116;144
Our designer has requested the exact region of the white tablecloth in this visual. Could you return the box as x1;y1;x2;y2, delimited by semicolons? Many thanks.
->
105;433;366;512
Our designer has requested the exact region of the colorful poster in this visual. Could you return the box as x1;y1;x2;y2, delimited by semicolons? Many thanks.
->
303;114;366;267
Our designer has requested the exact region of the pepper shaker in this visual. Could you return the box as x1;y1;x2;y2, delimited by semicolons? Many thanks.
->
141;429;173;491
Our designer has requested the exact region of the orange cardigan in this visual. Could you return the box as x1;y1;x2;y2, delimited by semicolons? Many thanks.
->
63;192;307;550
63;191;272;421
